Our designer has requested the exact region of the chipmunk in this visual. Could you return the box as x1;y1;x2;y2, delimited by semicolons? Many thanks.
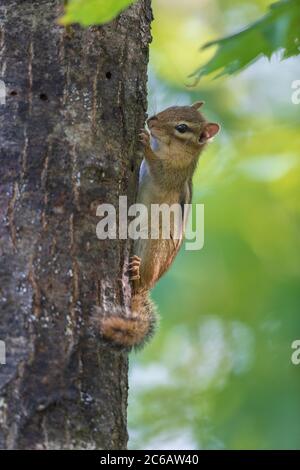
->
97;102;220;351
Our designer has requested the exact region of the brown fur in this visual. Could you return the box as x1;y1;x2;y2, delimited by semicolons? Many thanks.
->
97;103;220;351
95;294;157;351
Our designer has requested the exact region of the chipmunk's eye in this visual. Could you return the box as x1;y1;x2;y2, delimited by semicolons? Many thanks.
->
175;123;189;133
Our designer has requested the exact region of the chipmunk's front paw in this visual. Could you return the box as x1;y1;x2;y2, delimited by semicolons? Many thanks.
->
139;129;151;148
128;255;141;281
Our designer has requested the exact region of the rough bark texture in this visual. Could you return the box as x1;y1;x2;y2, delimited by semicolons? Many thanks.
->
0;0;152;449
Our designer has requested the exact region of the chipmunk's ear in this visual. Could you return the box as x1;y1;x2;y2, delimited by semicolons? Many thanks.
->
191;101;205;110
199;122;220;143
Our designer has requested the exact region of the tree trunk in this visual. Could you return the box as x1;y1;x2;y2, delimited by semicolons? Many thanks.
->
0;0;152;449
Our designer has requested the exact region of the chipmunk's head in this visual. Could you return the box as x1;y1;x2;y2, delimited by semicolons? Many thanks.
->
147;102;220;164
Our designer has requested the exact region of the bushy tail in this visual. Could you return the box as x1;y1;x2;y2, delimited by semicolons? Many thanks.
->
94;293;157;351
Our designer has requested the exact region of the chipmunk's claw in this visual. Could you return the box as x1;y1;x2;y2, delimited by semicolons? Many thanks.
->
139;129;151;147
128;255;141;281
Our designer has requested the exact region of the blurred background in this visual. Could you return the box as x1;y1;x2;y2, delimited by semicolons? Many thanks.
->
128;0;300;450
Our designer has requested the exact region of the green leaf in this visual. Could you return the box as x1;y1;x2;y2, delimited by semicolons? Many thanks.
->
191;0;300;81
59;0;136;27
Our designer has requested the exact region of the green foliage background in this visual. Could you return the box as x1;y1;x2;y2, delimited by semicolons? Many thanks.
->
59;0;136;26
128;0;300;450
193;0;300;79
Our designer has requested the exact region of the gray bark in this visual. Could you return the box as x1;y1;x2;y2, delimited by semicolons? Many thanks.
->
0;0;152;449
